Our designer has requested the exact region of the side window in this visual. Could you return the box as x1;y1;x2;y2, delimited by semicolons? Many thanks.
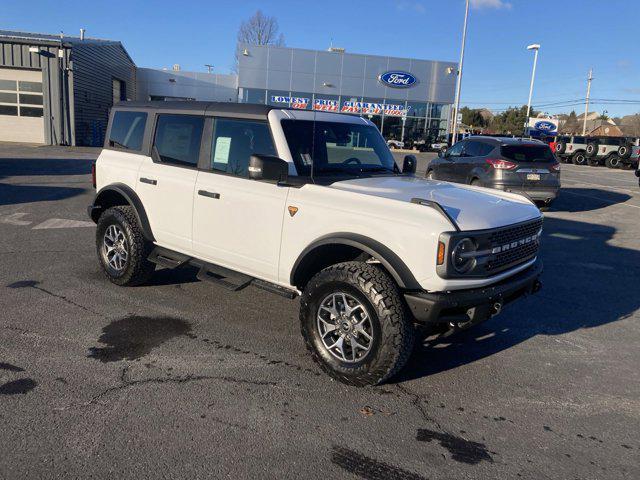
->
447;142;465;157
210;118;276;177
153;114;204;167
463;141;481;157
108;111;147;151
478;143;494;156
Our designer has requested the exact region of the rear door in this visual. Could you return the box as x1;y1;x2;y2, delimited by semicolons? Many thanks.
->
136;113;204;253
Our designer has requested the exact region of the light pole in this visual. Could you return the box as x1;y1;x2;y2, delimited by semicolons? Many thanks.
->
450;0;470;146
205;64;214;74
524;44;540;134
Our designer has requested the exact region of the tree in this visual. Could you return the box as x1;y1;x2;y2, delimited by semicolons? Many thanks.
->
489;105;537;135
238;10;285;47
233;10;285;72
460;107;487;128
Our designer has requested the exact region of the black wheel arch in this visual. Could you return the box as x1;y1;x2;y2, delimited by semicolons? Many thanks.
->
90;183;155;242
290;233;421;291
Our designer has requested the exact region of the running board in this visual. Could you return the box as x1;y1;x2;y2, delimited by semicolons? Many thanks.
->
148;246;298;298
196;264;253;291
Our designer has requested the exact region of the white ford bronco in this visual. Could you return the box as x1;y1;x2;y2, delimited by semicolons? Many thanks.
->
89;102;543;386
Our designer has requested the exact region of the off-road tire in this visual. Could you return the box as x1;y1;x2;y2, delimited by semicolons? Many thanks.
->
96;206;155;286
555;141;566;154
572;152;587;165
618;144;632;159
620;161;635;171
585;143;599;158
587;157;601;167
605;154;621;169
300;262;415;386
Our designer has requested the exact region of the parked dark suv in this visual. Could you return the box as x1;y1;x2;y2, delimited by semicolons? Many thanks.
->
426;136;561;206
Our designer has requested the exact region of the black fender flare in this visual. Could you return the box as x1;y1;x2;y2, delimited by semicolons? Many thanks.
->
290;233;421;290
90;183;155;242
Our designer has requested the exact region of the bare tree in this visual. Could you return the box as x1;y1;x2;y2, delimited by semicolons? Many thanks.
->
232;10;285;72
238;10;285;47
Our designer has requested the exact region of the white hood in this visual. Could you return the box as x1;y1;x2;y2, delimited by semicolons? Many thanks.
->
329;176;541;231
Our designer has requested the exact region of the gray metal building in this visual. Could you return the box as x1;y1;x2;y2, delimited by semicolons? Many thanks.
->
0;30;135;146
236;43;457;141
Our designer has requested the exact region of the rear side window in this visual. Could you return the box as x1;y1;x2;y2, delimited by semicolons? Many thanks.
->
153;114;204;167
465;141;493;157
109;111;147;151
210;118;276;177
501;145;555;163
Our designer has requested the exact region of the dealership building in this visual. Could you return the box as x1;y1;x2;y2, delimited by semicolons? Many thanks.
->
0;29;456;145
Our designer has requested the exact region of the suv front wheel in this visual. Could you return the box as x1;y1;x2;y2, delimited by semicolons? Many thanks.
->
300;262;415;386
96;206;155;286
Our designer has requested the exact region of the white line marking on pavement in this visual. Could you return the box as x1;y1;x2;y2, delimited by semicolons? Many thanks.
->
32;218;96;229
0;213;32;226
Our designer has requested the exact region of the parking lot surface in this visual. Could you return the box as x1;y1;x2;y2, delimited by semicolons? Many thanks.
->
1;145;639;479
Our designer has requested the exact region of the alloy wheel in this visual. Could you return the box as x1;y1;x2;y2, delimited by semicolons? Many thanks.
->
103;224;128;271
316;292;373;363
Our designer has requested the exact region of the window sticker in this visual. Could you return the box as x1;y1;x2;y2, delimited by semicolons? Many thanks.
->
214;136;232;165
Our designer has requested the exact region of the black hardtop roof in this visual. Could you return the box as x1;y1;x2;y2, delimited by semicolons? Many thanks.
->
113;101;278;117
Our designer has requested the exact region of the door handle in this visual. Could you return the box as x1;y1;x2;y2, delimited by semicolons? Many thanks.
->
140;177;157;185
198;190;220;199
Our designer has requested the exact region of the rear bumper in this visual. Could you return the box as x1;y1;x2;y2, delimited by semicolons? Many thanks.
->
493;184;559;202
404;260;542;326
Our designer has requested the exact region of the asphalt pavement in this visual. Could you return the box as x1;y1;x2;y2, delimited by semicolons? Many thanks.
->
1;144;639;479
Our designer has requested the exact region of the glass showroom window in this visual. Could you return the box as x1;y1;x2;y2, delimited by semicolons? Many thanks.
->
406;101;428;119
241;88;266;104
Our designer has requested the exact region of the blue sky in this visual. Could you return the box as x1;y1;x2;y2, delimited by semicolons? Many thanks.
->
3;0;639;116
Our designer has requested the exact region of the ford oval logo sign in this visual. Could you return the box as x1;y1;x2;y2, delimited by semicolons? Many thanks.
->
379;71;418;88
534;121;556;132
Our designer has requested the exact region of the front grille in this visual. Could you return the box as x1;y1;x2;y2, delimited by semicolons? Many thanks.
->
485;218;543;273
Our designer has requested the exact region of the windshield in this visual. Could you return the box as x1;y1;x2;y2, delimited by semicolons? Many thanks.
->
281;120;397;177
501;144;555;163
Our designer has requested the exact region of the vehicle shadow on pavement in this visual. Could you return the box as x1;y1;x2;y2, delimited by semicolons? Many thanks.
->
549;188;632;212
0;158;92;179
396;213;640;383
0;158;90;206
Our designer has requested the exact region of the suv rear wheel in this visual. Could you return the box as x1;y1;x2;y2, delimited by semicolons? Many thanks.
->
300;262;414;386
96;206;155;286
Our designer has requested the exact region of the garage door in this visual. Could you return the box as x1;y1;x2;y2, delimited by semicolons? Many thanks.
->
0;68;44;144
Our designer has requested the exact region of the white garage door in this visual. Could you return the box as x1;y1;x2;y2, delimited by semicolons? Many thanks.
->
0;68;45;144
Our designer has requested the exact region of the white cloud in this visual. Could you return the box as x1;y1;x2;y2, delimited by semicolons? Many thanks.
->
470;0;512;10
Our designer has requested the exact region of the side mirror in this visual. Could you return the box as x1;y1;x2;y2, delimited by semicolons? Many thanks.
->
438;150;445;158
402;154;417;174
248;155;289;183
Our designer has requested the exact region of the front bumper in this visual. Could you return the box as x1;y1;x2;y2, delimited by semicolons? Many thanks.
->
404;260;542;326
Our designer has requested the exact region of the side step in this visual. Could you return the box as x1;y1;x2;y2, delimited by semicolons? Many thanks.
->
148;246;298;298
196;264;253;292
148;247;191;269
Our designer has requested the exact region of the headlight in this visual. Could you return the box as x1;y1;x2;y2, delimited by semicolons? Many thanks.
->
451;238;477;273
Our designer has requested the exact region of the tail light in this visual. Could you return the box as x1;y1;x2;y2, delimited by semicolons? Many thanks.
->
486;158;517;170
91;162;96;188
550;162;561;172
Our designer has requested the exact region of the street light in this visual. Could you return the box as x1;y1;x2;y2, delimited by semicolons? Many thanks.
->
525;43;540;133
450;0;470;146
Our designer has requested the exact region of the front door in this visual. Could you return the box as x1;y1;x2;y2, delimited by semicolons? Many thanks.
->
192;117;289;283
136;113;204;253
440;141;465;181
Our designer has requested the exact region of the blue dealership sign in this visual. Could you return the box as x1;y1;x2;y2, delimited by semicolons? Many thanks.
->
378;71;418;88
533;120;557;133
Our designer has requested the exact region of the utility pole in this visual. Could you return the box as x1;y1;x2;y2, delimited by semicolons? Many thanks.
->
205;64;214;74
451;0;470;146
582;68;593;135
